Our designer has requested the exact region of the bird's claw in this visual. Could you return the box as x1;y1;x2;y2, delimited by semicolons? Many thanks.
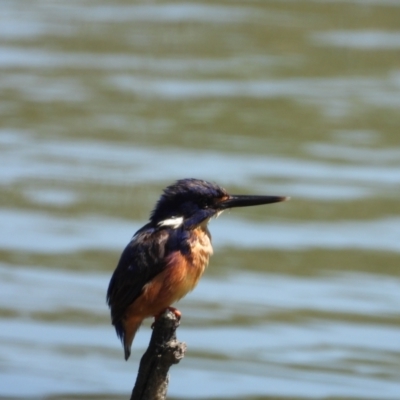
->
151;306;182;329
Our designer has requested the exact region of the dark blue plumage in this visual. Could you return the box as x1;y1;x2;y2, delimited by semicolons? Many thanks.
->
107;178;288;360
150;178;228;227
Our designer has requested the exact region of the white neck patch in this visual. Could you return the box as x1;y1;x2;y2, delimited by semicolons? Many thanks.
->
158;216;184;229
215;210;224;218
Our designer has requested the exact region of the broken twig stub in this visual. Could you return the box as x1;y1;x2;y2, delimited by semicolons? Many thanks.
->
130;310;186;400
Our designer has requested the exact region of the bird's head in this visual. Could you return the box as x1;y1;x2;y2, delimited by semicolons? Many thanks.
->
150;178;288;230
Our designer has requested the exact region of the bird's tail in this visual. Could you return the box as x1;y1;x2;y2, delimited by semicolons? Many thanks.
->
116;317;143;361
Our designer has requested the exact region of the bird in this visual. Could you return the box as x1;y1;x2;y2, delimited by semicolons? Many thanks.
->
107;178;288;360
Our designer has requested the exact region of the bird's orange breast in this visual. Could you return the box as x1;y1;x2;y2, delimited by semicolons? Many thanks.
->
127;226;213;319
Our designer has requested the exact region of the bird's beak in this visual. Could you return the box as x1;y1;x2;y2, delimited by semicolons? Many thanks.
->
219;194;289;210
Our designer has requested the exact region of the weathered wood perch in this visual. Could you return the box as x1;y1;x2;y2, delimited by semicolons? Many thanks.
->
130;310;187;400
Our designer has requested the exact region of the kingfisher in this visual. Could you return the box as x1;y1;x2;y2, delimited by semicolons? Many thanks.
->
107;178;288;360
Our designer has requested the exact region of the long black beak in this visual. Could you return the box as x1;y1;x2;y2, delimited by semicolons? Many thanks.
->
219;194;289;210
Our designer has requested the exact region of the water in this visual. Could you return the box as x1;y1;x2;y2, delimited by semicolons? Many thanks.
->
1;1;400;399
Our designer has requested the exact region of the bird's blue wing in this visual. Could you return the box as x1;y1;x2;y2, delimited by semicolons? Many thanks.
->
106;224;170;337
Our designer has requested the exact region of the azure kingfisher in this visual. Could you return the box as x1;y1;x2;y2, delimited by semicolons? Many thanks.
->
107;178;288;360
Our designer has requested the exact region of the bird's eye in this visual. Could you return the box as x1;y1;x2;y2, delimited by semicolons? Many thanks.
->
199;199;210;209
201;201;209;209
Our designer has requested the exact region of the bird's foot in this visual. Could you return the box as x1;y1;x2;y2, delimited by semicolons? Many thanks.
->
151;307;182;329
166;306;182;320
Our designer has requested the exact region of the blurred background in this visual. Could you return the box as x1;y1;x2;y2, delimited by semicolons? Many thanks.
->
1;1;400;399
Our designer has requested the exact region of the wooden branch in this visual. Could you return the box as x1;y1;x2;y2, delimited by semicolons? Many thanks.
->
130;310;187;400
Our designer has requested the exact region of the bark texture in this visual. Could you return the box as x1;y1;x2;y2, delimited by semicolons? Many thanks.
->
130;310;186;400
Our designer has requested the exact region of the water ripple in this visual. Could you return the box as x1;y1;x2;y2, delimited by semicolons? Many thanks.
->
1;265;399;398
